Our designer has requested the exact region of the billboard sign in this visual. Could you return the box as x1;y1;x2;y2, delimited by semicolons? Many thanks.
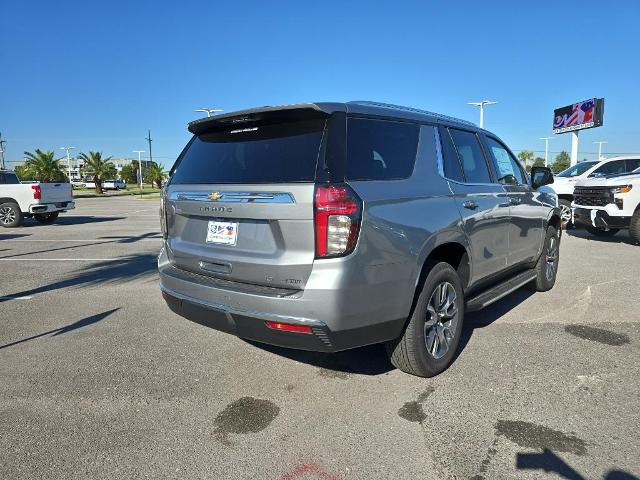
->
553;98;604;134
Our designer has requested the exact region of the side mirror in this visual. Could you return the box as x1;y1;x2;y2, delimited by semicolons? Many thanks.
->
531;166;554;189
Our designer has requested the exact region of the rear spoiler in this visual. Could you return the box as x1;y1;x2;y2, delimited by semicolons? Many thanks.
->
187;103;343;135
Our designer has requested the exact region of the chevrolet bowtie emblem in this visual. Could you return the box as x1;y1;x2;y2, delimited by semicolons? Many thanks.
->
208;192;222;201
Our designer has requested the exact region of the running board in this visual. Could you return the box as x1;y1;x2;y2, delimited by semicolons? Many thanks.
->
465;270;537;312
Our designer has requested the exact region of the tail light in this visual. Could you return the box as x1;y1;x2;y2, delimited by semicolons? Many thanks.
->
314;184;362;258
31;185;41;200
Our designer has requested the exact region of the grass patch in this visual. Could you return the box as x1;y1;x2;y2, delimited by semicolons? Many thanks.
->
73;186;160;198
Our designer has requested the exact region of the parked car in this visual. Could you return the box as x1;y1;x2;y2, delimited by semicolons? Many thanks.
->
551;157;640;226
0;170;74;227
103;179;127;190
572;165;640;244
158;101;561;377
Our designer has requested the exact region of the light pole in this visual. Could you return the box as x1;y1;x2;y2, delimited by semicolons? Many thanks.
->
540;137;553;167
467;100;497;128
60;146;75;181
0;133;6;170
133;150;145;196
195;108;224;117
593;141;608;160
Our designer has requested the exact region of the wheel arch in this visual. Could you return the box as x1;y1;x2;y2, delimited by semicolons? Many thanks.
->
415;230;472;293
0;197;19;206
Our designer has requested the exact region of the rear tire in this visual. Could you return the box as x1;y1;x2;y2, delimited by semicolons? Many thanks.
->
0;202;24;228
34;212;59;224
585;226;619;237
630;210;640;245
529;225;560;292
558;199;573;228
386;261;464;377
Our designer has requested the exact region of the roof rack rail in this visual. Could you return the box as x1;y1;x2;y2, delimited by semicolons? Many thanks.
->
348;101;476;127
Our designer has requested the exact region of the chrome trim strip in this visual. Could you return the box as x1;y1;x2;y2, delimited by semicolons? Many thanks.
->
169;191;295;203
160;284;326;327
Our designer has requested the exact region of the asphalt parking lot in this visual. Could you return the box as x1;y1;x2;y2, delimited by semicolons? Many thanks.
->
1;196;638;480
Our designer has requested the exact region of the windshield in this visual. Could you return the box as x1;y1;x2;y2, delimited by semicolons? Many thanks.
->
556;161;598;177
170;119;325;184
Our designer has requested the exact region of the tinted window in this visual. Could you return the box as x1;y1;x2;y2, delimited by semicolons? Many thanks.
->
439;127;464;182
556;162;598;177
170;119;325;184
346;118;419;180
485;137;525;185
626;159;640;172
448;129;492;184
592;160;626;176
0;172;19;184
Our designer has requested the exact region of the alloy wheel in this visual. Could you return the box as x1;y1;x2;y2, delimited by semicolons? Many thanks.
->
0;206;16;225
545;235;558;282
560;204;572;225
424;281;459;359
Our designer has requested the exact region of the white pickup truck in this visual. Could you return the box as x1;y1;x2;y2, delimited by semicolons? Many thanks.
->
572;166;640;244
0;170;75;228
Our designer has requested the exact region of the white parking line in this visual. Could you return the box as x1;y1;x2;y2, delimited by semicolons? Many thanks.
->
0;258;123;262
0;296;32;300
0;239;161;242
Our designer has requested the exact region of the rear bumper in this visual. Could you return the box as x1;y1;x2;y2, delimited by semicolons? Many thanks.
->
158;247;406;352
29;202;75;213
572;207;631;229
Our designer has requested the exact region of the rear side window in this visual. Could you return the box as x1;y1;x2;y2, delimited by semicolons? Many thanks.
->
0;172;20;184
346;118;419;180
170;119;325;184
448;129;492;184
439;127;464;182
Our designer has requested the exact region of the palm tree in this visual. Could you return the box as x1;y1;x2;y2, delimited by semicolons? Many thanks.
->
144;162;166;189
23;149;66;182
78;151;116;194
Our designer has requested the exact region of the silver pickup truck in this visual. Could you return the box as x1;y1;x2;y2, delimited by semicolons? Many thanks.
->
0;170;75;227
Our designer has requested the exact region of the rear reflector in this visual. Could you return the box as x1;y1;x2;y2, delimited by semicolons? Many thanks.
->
265;321;313;334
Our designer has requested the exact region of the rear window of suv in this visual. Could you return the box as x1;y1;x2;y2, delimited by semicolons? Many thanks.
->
346;118;419;180
170;119;325;184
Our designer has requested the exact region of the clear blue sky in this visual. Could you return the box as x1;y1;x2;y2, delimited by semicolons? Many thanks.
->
2;0;639;167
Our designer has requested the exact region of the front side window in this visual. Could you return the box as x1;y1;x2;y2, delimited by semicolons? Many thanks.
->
625;159;640;172
346;118;419;180
592;160;626;176
484;137;525;185
448;129;492;184
556;162;598;177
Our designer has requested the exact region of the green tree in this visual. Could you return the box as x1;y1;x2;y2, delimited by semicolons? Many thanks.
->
533;157;546;167
22;149;66;182
552;151;571;173
517;150;534;167
14;164;34;181
144;161;166;188
78;151;116;194
120;161;139;184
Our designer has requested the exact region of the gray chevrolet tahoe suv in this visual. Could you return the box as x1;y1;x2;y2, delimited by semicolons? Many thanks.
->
159;101;561;377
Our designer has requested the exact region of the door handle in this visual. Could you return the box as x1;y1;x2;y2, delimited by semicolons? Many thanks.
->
462;200;479;210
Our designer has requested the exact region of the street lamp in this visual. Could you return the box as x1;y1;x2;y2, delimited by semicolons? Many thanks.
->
60;146;75;180
539;137;553;167
133;150;145;195
467;100;497;128
593;141;608;160
195;108;224;117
